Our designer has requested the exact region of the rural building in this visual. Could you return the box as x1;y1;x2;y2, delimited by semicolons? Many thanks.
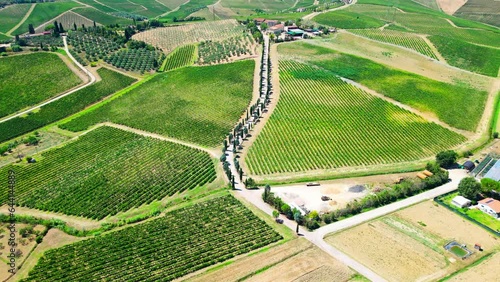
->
285;25;298;32
264;20;279;27
451;196;471;208
254;18;265;24
287;28;305;37
269;24;285;35
471;153;500;180
463;160;475;171
478;198;500;218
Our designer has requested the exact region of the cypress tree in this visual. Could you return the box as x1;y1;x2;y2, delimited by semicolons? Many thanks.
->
53;21;59;33
28;24;35;34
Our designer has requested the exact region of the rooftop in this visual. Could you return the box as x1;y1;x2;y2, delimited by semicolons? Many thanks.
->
479;198;500;213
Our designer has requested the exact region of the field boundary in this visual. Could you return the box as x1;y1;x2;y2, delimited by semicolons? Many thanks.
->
434;192;500;236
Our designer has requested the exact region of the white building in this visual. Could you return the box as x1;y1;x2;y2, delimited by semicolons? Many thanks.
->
478;198;500;218
451;196;471;208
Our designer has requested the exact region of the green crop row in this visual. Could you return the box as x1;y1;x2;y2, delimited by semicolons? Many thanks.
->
246;60;465;175
0;126;216;219
23;195;282;281
161;44;196;71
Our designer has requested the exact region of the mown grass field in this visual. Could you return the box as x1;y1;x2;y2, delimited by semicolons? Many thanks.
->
281;42;488;132
313;0;500;76
23;195;282;281
245;61;465;175
0;67;136;143
14;1;81;35
0;126;216;219
0;3;31;34
160;44;196;71
61;60;254;148
73;7;132;26
0;53;81;118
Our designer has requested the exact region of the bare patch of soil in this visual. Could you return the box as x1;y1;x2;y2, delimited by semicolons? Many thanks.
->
437;0;467;15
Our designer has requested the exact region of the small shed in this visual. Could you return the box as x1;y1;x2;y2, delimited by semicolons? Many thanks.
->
463;160;475;171
452;196;471;208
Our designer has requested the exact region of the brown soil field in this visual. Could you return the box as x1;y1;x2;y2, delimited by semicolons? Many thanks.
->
295;265;355;282
447;252;500;281
437;0;467;15
325;201;499;282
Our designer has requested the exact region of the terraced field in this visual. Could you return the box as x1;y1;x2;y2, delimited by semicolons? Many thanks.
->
245;61;465;175
0;126;216;219
349;29;437;59
132;19;246;54
61;60;254;147
0;3;31;34
23;195;282;281
0;53;81;118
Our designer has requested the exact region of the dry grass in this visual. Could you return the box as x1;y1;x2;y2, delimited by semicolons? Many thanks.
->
325;201;499;282
447;252;500;281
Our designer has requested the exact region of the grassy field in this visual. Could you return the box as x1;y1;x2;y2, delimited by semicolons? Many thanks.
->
220;0;296;12
0;3;31;34
453;0;500;27
439;192;500;232
245;60;465;175
14;1;81;35
73;7;132;26
75;0;116;13
34;11;97;33
0;53;81;119
0;126;216;219
156;0;187;10
0;68;136;144
281;41;488;131
159;0;218;22
23;195;282;281
61;60;254;148
133;19;246;54
127;0;170;18
325;201;499;281
314;10;386;29
349;29;437;59
160;44;196;71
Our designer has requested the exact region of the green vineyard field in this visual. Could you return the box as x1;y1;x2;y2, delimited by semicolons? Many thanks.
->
23;195;282;281
161;44;196;71
245;61;465;175
61;60;254;147
349;29;437;59
14;1;81;35
0;3;31;34
0;53;81;118
0;126;216;219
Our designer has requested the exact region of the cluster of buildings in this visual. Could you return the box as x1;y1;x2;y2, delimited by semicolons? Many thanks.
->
253;18;327;41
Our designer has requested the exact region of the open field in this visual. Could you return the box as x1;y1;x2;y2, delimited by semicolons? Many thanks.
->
126;0;170;18
157;0;187;10
314;10;386;29
23;195;282;281
14;1;81;35
161;44;196;71
74;0;116;13
0;3;31;34
453;0;500;27
159;0;218;22
132;19;246;54
34;11;99;33
245;60;465;175
446;252;500;281
0;67;136;144
0;126;216;219
281;41;489;131
90;0;170;18
437;0;467;15
61;60;254;148
325;201;499;281
220;0;296;12
0;53;81;119
349;29;437;59
73;7;132;26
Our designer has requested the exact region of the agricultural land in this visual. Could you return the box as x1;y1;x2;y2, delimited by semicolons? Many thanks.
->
0;0;498;281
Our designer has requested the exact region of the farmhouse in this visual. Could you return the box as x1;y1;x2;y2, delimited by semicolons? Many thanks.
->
269;24;285;35
451;196;471;208
478;198;500;218
264;20;279;27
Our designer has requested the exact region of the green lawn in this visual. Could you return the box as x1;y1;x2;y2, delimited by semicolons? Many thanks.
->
314;10;386;29
0;52;81;118
279;41;488;132
0;3;31;34
14;1;81;35
245;60;465;175
61;60;254;148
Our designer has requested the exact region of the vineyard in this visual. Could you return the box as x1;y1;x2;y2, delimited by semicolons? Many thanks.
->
105;48;165;73
23;195;282;281
0;53;81;118
0;3;31;34
67;30;122;63
245;61;466;175
159;0;217;22
34;11;99;34
132;19;246;54
349;29;437;59
14;1;81;35
61;60;254;147
0;68;136;143
161;44;196;71
73;7;133;26
0;126;216;219
280;41;488;131
198;33;255;65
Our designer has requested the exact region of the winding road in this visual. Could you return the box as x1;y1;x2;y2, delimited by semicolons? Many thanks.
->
0;36;96;124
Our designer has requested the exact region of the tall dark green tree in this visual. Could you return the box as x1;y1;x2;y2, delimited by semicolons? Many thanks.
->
59;22;64;33
28;24;35;34
73;22;77;31
53;21;59;33
458;177;481;199
436;150;458;168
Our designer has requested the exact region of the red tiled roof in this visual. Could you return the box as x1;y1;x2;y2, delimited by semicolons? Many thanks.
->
479;198;500;213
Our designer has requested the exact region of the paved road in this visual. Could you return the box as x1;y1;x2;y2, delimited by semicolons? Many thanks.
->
0;36;96;124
